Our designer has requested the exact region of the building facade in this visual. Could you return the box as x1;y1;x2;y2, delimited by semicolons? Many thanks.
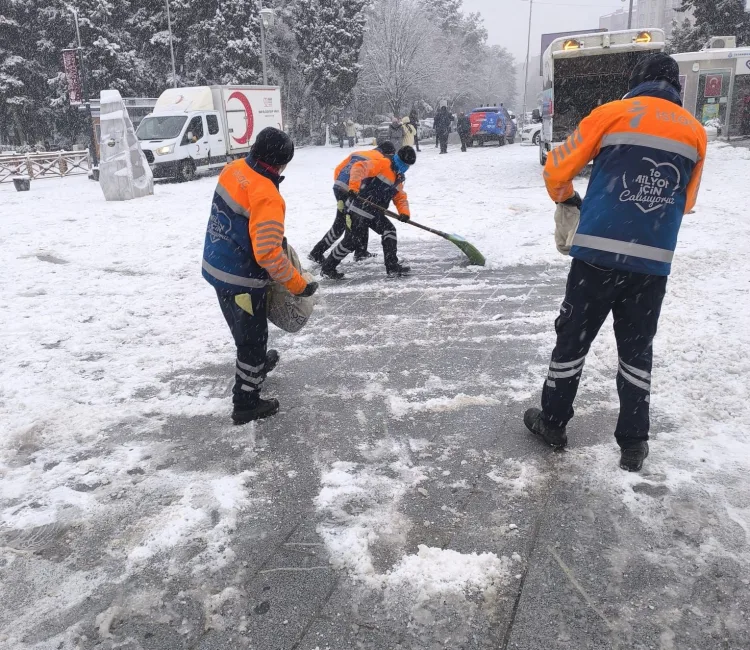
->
600;1;694;39
635;0;692;38
599;9;629;33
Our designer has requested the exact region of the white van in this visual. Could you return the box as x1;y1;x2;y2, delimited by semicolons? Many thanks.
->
136;85;283;181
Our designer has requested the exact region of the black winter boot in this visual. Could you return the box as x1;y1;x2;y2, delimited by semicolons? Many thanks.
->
232;398;280;424
320;256;345;280
386;263;410;277
265;349;279;375
524;408;567;449
308;249;325;265
620;442;649;472
354;250;375;262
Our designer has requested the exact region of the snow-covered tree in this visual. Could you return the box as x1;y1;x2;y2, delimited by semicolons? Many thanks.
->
670;0;750;50
290;0;368;119
359;0;441;115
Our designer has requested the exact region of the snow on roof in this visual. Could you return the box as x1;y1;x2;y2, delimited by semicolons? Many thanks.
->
672;47;750;63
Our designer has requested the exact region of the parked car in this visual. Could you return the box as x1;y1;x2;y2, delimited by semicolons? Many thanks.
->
418;119;435;139
520;108;543;145
467;105;516;147
521;122;542;145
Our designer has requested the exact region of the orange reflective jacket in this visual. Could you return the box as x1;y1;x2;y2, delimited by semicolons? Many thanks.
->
544;83;707;276
347;157;410;218
202;157;307;296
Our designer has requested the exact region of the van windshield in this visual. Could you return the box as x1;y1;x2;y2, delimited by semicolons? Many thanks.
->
136;115;187;141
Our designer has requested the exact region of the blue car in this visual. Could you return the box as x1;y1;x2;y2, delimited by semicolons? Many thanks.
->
468;106;517;146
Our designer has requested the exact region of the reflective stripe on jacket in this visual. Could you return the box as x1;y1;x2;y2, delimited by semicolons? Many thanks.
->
333;149;385;194
347;157;410;219
544;81;707;276
202;157;306;295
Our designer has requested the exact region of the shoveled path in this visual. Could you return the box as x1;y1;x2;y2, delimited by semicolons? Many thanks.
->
2;241;746;650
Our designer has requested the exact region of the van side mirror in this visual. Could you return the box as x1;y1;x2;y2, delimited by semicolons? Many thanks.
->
532;109;541;123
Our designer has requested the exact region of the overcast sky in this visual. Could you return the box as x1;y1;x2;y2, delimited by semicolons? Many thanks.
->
462;0;627;61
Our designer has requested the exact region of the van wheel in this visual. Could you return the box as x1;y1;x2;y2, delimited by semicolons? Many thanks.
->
532;132;541;146
177;160;196;183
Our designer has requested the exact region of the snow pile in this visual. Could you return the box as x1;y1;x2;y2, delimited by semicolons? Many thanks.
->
315;440;510;612
383;545;510;605
388;392;500;419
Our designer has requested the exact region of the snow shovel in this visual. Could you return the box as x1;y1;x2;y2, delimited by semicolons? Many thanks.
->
354;195;486;266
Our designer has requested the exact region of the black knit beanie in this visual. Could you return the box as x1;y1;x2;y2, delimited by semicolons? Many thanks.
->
251;127;295;166
629;53;681;93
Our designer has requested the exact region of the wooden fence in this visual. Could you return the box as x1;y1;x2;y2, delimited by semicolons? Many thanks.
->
0;150;90;184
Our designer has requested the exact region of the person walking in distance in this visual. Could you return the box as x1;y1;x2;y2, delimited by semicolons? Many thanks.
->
434;105;453;154
409;107;421;152
345;118;357;147
308;142;396;265
336;120;345;148
202;127;319;424
401;116;417;148
523;54;707;472
457;111;471;152
388;116;403;151
320;146;416;280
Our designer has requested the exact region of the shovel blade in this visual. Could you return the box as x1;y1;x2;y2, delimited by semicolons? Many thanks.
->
448;234;486;266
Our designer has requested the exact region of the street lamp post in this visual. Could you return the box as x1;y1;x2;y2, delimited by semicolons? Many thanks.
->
627;0;635;29
259;3;275;86
68;7;99;169
165;0;177;88
521;0;534;127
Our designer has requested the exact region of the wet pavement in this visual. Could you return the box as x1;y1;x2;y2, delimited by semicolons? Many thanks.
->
2;241;747;650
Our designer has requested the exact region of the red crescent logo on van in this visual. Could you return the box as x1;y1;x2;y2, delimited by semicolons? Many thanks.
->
228;91;255;145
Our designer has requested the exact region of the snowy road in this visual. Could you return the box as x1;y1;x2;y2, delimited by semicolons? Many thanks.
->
1;142;750;649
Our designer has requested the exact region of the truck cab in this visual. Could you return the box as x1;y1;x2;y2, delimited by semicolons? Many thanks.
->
137;88;228;182
137;85;283;182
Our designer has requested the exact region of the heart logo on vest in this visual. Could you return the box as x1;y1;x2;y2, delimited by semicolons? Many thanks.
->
619;157;681;214
208;204;232;243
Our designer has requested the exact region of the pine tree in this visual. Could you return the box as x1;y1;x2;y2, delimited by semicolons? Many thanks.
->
291;0;368;119
420;0;462;34
671;0;750;49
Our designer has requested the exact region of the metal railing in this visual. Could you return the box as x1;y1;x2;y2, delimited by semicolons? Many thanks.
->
0;150;91;183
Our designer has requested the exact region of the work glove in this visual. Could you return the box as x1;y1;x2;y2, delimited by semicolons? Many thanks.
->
559;191;582;209
398;213;410;222
554;202;580;256
296;281;319;298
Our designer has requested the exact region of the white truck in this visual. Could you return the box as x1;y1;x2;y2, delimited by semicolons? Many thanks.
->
136;85;283;181
539;29;666;165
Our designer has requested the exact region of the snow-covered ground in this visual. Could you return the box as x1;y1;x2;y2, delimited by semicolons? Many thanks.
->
2;141;750;648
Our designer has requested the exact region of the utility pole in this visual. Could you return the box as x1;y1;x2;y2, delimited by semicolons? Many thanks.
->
522;0;534;127
69;7;99;169
165;0;177;88
627;0;634;29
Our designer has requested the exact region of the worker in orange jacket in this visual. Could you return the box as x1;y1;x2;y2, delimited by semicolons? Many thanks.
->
320;145;416;279
202;127;318;424
524;54;707;472
308;142;396;265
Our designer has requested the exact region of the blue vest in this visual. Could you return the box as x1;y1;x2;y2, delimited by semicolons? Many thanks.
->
333;154;368;196
348;167;405;219
202;157;280;294
571;83;700;276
